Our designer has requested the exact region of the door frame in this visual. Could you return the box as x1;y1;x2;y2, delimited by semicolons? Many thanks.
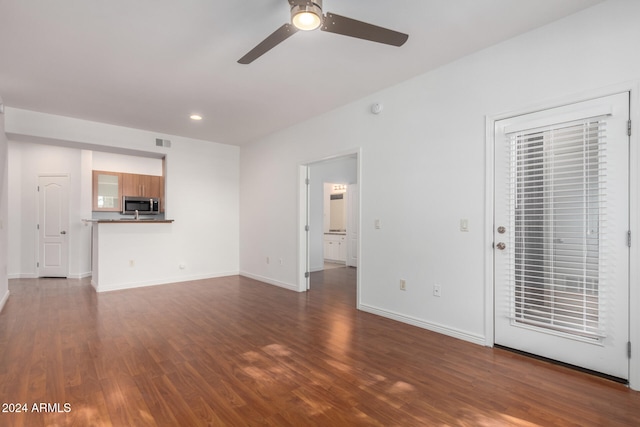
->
346;183;359;268
297;149;362;298
485;82;640;391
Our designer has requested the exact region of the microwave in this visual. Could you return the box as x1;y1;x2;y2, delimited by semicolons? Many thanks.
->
122;196;160;215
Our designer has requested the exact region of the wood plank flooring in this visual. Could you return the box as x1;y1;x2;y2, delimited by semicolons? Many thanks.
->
0;268;639;426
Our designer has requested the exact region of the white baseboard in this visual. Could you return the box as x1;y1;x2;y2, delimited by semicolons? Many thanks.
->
8;273;37;279
358;303;486;347
8;272;91;279
68;271;92;279
92;271;240;293
0;289;9;313
239;271;299;292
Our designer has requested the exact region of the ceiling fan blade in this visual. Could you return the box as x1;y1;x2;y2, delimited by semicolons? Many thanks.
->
321;12;408;47
238;23;298;64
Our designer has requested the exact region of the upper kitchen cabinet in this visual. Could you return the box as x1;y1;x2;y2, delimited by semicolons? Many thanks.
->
122;173;163;199
92;170;123;211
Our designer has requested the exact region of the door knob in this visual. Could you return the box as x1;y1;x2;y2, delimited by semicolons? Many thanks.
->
496;242;506;250
60;230;67;235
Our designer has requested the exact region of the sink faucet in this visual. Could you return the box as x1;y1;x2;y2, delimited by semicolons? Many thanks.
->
135;209;139;220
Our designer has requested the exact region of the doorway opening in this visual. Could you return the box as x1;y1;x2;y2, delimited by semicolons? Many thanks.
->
299;151;360;300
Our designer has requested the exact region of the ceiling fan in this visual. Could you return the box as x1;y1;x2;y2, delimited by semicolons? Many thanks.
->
238;0;409;64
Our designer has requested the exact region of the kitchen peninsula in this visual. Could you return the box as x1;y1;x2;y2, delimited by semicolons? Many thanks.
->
87;218;177;292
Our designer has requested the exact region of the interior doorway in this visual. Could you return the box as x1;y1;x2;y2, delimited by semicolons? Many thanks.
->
299;152;360;296
323;182;358;269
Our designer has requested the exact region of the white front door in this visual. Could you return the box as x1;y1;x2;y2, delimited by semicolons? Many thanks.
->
38;175;70;278
494;93;630;380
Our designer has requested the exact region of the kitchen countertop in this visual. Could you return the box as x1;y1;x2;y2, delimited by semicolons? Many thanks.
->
83;219;174;223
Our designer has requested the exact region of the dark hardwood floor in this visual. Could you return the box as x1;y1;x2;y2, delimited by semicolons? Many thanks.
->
1;268;639;426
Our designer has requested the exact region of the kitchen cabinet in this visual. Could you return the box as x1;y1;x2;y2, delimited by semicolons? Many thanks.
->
93;171;164;212
92;170;122;211
122;173;163;199
324;233;346;262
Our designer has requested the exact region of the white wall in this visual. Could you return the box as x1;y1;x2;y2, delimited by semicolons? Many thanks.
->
92;222;186;292
0;97;9;312
239;0;640;382
6;142;164;278
5;109;240;285
308;157;357;272
92;151;163;176
7;141;91;278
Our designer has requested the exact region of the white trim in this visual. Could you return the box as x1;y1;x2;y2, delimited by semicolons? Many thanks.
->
484;114;496;348
485;81;640;390
0;289;9;313
8;273;38;279
298;165;309;292
7;271;90;279
359;303;486;347
628;81;640;391
239;272;298;292
92;271;240;293
68;271;92;279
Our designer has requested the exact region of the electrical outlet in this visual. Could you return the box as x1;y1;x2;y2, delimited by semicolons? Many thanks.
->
433;284;441;297
400;279;406;291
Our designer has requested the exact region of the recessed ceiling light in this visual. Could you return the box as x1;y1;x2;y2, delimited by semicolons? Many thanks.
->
190;114;202;121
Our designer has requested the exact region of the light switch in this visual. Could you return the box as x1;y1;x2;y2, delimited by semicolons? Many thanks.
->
460;219;469;232
374;219;381;229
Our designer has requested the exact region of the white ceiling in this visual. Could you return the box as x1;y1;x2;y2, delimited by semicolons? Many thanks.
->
0;0;603;145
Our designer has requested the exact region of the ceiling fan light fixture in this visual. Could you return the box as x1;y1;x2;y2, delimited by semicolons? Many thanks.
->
291;1;323;31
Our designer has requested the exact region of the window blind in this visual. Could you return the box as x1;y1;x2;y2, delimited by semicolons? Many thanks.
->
506;117;608;340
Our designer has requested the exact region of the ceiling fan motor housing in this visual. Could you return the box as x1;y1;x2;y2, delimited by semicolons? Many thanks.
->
290;0;323;30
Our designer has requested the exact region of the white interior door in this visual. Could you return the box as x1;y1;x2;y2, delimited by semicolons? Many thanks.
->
38;175;70;278
494;93;630;380
346;184;359;267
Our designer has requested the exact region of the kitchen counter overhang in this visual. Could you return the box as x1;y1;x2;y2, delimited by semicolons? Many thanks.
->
84;219;174;224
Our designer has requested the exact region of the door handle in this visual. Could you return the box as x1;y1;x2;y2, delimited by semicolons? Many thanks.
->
496;242;506;250
60;230;67;235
